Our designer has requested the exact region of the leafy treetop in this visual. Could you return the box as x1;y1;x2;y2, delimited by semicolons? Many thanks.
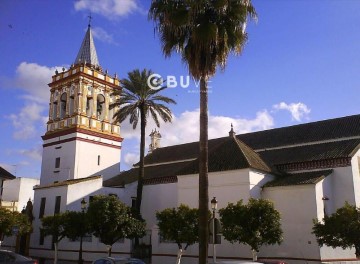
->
156;204;199;250
219;198;283;252
87;195;146;248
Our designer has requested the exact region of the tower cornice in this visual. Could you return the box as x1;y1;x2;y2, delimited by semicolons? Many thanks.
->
42;126;123;142
49;64;120;89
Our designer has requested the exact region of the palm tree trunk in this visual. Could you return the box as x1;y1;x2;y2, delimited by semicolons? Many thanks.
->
137;105;146;214
199;77;209;264
54;242;58;264
135;104;146;246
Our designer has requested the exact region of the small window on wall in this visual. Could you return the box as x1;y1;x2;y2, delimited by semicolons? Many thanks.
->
39;197;46;218
55;157;61;168
98;155;101;166
54;196;61;215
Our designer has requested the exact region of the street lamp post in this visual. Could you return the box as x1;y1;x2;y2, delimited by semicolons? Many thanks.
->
79;198;87;264
211;197;218;264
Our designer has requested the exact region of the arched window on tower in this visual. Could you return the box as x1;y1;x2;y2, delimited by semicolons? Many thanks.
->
60;93;67;119
97;94;105;120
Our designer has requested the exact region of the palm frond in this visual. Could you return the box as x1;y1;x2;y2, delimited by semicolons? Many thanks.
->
111;68;176;131
149;0;257;79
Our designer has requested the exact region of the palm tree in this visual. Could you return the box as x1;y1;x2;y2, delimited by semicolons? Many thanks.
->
149;1;257;263
111;68;176;218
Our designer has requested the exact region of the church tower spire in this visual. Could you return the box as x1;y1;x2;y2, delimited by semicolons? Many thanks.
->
74;22;100;68
40;22;122;185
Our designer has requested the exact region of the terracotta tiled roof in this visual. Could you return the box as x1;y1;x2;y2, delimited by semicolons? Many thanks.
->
258;138;360;171
140;115;360;167
34;175;102;190
140;137;226;166
105;114;360;187
238;114;360;150
103;161;191;187
0;166;16;180
179;137;271;175
264;170;333;187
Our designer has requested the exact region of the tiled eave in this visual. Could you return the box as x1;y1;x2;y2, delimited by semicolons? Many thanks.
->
34;175;102;190
276;157;351;172
144;176;177;186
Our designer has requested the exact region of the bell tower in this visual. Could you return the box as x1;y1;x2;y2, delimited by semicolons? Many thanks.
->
40;24;122;185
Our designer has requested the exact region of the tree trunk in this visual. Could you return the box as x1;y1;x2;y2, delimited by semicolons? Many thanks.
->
199;77;209;264
252;249;258;261
54;242;58;264
135;104;146;247
107;245;112;257
176;248;185;264
355;244;360;259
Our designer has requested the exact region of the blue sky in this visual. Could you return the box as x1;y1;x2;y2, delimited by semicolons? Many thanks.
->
0;0;359;178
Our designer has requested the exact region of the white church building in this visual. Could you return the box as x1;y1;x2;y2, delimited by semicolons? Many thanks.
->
3;23;360;264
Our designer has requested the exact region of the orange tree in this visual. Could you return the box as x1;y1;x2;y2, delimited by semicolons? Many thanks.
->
156;205;200;264
313;202;360;258
87;195;146;256
219;198;283;261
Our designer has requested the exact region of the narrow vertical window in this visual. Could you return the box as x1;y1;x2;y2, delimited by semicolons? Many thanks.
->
98;155;101;166
55;157;60;169
54;196;61;215
39;197;46;218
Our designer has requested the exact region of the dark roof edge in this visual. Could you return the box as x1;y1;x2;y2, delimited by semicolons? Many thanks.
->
34;175;102;190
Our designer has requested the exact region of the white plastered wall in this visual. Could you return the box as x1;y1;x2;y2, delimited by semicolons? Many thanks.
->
261;184;321;260
40;132;121;185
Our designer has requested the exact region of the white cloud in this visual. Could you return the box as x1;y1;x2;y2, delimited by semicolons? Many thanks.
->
120;108;274;167
15;62;60;103
16;147;43;161
123;153;140;167
74;0;141;19
6;102;47;140
157;109;274;147
92;27;117;44
1;62;62;140
6;145;42;162
273;102;311;122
